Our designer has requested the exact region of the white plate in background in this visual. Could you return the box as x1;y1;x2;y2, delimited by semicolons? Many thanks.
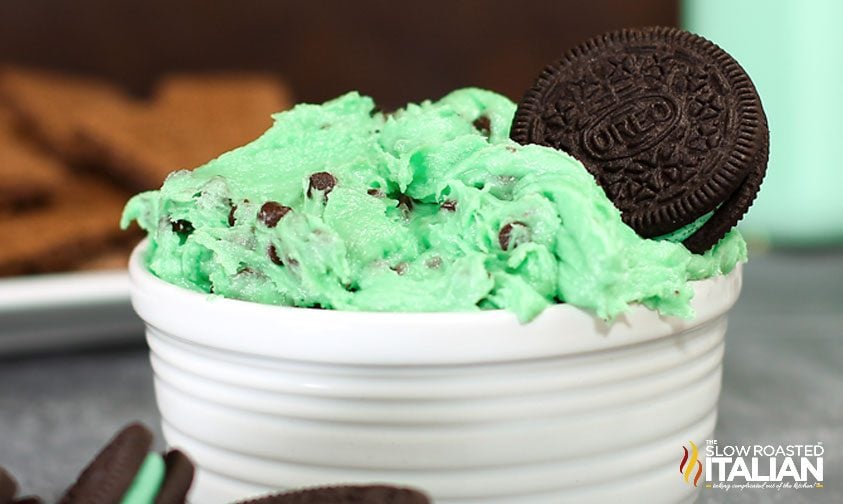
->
0;270;143;355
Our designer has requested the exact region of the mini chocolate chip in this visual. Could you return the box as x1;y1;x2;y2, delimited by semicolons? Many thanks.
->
440;199;457;212
506;145;518;153
308;172;337;198
171;219;194;235
498;221;529;251
396;194;413;213
425;256;442;269
287;257;299;267
391;262;408;275
268;245;283;265
228;203;237;226
367;188;385;198
473;115;491;137
258;201;292;228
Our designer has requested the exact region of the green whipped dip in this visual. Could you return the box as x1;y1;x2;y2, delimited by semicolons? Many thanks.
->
122;88;746;322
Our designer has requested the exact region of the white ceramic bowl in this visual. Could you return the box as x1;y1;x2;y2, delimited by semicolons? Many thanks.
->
128;242;742;504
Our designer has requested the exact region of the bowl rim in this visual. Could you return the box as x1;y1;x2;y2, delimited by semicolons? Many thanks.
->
128;240;743;365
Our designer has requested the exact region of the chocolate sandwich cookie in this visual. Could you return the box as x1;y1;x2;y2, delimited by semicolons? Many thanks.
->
682;97;769;252
59;423;197;504
0;467;43;504
512;26;768;252
0;467;17;503
59;423;154;504
234;484;431;504
154;450;194;504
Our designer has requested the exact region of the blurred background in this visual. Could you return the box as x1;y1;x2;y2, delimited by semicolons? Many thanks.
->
0;0;677;108
0;1;840;502
0;0;680;280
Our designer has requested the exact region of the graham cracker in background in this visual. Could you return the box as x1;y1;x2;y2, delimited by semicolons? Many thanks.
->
0;68;291;192
75;247;141;271
75;73;292;191
0;67;128;161
0;175;133;277
0;105;65;211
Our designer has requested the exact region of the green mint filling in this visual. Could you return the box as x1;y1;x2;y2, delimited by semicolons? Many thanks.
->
120;452;165;504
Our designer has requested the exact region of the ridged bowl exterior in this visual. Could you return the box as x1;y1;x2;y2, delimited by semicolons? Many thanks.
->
129;244;741;504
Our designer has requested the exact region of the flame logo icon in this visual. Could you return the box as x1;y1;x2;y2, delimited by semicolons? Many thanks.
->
680;441;703;486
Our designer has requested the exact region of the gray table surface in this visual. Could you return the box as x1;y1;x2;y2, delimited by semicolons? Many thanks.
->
0;252;840;503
